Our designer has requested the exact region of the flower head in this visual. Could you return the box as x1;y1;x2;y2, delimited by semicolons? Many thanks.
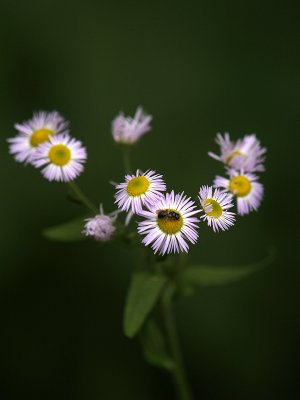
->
32;134;87;182
138;191;200;256
8;111;69;164
214;170;264;215
82;205;117;241
115;169;166;214
112;107;152;144
208;133;266;173
198;185;235;232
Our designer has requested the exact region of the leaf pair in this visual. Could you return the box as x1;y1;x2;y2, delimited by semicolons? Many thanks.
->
123;249;275;338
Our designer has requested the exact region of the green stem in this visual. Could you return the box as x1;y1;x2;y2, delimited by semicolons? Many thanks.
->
162;284;193;400
68;182;98;214
122;147;132;174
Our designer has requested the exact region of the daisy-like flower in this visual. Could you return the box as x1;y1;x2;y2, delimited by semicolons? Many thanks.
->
214;170;264;215
138;191;200;256
82;205;117;242
198;185;235;232
115;169;166;215
208;133;266;172
112;107;152;144
32;134;87;182
8;111;69;164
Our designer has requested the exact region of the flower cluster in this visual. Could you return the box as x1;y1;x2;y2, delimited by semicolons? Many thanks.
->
115;168;200;255
110;124;266;253
209;132;266;215
8;111;87;182
8;106;266;253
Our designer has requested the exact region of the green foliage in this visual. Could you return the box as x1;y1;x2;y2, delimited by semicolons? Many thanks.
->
181;248;275;289
140;318;174;371
123;272;167;338
42;215;88;242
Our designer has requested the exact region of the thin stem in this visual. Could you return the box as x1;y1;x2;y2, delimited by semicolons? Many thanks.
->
162;284;193;400
122;147;132;174
68;181;98;214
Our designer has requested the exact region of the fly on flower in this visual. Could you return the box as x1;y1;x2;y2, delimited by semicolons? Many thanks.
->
112;107;152;145
214;170;264;215
198;185;235;232
208;133;266;173
115;169;166;215
8;111;69;165
138;191;200;255
32;134;87;182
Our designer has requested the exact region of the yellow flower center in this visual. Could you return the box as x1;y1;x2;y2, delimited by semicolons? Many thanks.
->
48;144;71;166
226;150;244;165
204;199;222;218
229;175;251;197
30;128;54;147
126;176;150;196
157;209;183;234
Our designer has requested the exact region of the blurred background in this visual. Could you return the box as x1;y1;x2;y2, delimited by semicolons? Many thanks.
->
0;0;299;399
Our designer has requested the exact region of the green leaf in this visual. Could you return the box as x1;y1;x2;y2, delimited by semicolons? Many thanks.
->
42;215;89;242
123;272;167;338
140;319;174;371
182;248;275;288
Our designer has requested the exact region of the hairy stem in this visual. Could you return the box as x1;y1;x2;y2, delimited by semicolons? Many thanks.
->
122;147;132;174
162;284;193;400
68;182;98;214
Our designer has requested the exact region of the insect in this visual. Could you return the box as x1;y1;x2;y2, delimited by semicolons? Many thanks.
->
156;209;180;220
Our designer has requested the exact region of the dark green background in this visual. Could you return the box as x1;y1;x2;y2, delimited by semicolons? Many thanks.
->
0;0;299;399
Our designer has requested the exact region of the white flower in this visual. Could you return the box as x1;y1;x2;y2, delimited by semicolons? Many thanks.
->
115;169;166;214
138;191;200;255
214;170;264;215
82;205;117;241
8;111;69;164
208;133;266;173
32;134;87;182
198;186;235;232
112;107;152;144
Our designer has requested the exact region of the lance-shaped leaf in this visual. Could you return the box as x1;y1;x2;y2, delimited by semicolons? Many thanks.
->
140;318;174;371
123;272;167;338
182;248;275;288
42;215;89;242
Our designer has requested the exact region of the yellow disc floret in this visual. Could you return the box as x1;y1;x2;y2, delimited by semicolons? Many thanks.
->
126;176;150;196
48;144;71;166
204;199;222;218
157;209;183;234
30;128;53;147
226;150;244;165
229;175;251;197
